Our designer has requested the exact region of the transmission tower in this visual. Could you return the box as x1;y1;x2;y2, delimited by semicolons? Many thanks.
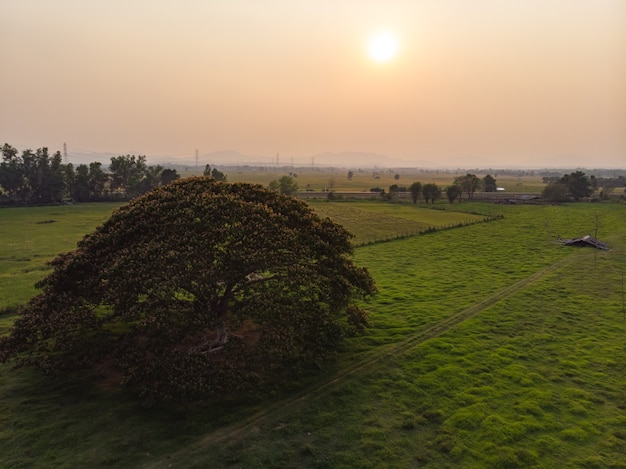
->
63;142;68;164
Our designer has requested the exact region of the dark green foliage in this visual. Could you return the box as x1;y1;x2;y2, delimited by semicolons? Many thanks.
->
454;173;481;199
67;162;110;202
109;154;170;199
483;174;497;192
0;144;181;205
422;183;441;204
0;178;375;402
409;182;422;203
446;184;461;203
203;164;227;181
560;171;593;200
269;175;299;195
542;182;569;202
0;144;65;205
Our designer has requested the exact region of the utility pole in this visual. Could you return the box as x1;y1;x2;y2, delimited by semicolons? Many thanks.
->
63;142;68;164
195;149;199;169
622;267;626;320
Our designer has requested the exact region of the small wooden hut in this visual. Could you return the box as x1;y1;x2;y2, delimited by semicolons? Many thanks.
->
562;235;608;250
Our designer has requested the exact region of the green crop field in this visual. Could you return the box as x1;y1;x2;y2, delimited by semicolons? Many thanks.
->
1;199;625;468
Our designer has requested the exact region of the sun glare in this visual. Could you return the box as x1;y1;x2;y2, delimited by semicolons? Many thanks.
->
368;31;398;63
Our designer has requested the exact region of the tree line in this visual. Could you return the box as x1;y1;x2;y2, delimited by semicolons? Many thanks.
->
543;172;624;201
0;144;180;205
385;173;498;204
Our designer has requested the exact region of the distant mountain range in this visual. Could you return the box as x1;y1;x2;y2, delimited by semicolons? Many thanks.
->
64;149;624;171
67;150;440;169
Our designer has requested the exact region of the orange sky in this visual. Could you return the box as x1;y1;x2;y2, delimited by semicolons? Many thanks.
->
1;0;625;168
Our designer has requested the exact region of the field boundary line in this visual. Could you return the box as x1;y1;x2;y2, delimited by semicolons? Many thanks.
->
145;251;580;468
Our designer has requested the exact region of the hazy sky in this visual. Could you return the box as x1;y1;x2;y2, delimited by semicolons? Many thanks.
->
2;0;625;168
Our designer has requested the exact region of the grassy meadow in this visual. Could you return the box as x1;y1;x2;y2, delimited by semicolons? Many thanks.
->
1;196;626;468
0;203;122;312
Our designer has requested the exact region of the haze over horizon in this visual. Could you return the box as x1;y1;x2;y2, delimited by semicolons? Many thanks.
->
2;1;625;169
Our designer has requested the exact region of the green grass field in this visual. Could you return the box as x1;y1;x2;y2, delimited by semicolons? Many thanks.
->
0;199;487;310
0;203;122;311
1;199;625;467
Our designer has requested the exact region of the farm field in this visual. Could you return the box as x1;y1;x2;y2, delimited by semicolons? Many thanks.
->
0;199;486;310
183;167;547;194
1;200;625;467
0;203;122;311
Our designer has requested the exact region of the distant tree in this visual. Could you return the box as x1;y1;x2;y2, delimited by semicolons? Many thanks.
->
0;146;65;205
136;165;165;195
542;182;569;202
560;171;592;200
394;174;400;180
483;174;497;192
88;162;109;200
347;171;354;180
422;183;441;204
454;174;481;199
409;182;422;204
0;143;25;203
160;168;180;186
0;178;376;402
71;164;91;202
109;155;147;198
63;163;76;200
269;175;299;196
204;164;227;182
37;149;65;204
446;184;461;203
385;184;399;200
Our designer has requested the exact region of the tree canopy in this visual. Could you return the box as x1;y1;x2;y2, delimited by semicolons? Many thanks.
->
0;145;65;205
445;184;461;203
422;183;441;204
454;174;481;199
269;175;299;195
409;182;422;204
560;171;593;200
0;178;375;402
0;144;180;205
482;174;497;192
203;164;227;181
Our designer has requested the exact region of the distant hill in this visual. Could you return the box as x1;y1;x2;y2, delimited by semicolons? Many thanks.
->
63;149;625;173
66;149;440;169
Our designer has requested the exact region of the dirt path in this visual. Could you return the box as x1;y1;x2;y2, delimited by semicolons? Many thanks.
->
145;252;579;468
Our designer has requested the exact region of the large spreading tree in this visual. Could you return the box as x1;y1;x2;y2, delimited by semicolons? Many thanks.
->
0;178;375;402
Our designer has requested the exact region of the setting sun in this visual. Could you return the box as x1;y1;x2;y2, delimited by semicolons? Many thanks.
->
368;31;398;63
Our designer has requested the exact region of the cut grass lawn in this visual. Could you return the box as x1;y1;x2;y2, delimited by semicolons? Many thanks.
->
0;201;625;468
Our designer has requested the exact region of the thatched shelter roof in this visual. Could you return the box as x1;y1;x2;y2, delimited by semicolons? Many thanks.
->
561;235;608;250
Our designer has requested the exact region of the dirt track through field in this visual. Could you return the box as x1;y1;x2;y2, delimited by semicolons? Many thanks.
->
146;251;580;468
